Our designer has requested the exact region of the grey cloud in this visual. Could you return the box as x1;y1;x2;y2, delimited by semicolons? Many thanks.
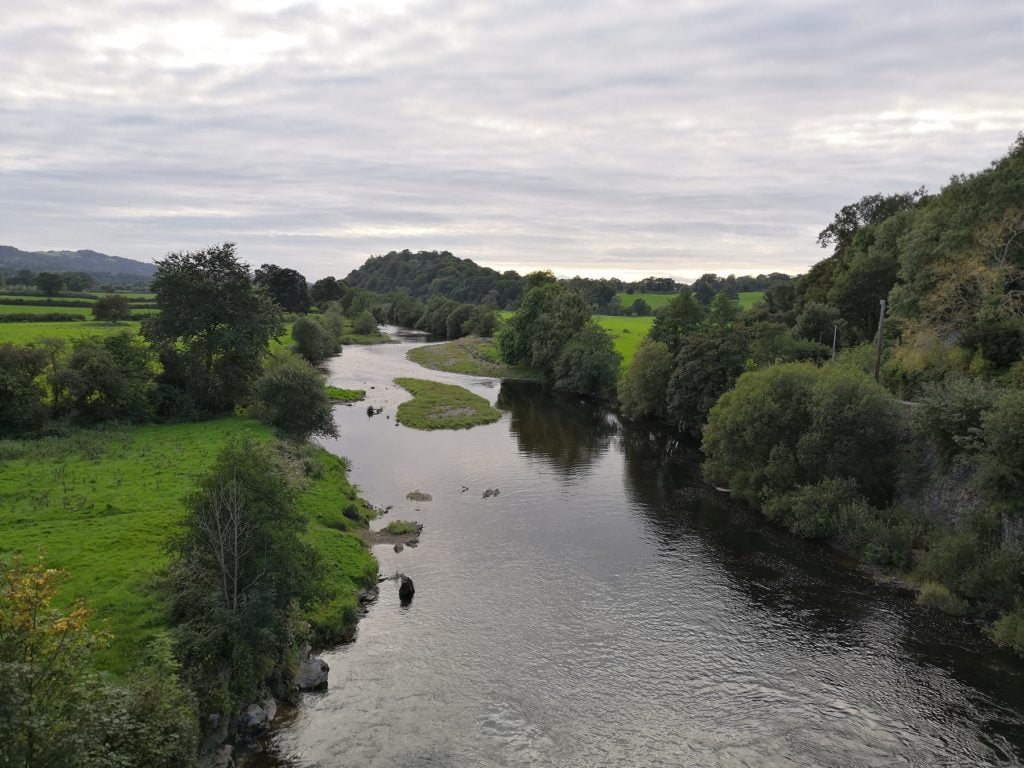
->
1;0;1021;280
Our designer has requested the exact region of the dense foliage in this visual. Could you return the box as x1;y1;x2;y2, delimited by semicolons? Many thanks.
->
143;243;282;414
253;352;338;441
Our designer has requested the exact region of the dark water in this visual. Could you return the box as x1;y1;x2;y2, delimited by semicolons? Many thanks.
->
266;329;1024;767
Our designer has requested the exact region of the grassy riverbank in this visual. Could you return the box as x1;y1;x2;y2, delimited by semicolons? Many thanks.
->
395;377;502;429
407;336;541;378
0;417;377;673
341;317;392;345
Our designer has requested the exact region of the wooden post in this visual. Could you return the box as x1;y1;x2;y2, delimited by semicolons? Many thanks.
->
831;324;838;362
874;299;886;383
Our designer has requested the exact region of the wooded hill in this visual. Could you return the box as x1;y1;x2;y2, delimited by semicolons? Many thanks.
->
0;245;156;285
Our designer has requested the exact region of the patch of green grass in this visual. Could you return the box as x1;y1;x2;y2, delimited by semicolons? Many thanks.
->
407;337;541;379
0;418;378;673
384;520;420;535
395;377;502;430
738;291;764;309
325;386;366;403
0;320;143;345
0;304;90;317
614;291;677;310
592;315;655;367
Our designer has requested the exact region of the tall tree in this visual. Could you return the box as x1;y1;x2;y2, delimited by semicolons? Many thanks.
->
35;272;65;296
143;243;282;412
254;263;310;313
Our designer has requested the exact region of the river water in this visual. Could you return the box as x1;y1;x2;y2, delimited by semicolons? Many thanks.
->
264;329;1024;767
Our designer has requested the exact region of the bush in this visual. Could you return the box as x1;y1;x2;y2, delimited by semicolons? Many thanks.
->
978;389;1024;502
917;581;969;616
0;343;50;435
0;312;84;323
916;377;995;459
702;362;898;506
53;332;156;424
666;325;750;435
253;353;338;440
761;477;863;539
990;604;1024;655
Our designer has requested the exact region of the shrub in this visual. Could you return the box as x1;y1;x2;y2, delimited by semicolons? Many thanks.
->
761;477;863;539
291;315;335;363
553;323;621;400
916;377;995;459
990;605;1024;655
253;353;337;440
917;581;969;616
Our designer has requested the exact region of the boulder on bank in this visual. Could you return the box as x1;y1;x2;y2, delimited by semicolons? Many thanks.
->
296;656;329;691
211;745;235;768
399;575;415;602
237;696;277;739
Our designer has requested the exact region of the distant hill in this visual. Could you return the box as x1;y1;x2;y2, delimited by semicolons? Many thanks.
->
345;250;524;308
0;245;156;283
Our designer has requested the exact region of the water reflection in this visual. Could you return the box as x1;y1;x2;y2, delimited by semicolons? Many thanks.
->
496;381;617;474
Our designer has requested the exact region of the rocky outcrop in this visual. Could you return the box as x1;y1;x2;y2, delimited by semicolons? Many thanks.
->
296;656;329;691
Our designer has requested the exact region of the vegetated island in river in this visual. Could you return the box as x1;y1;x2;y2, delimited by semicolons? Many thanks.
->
394;376;502;429
407;336;541;379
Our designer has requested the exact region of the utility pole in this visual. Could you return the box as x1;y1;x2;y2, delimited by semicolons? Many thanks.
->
874;299;886;383
831;324;838;363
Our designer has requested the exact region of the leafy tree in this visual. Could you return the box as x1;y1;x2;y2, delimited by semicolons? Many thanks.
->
54;331;155;423
702;363;898;506
500;283;590;378
310;276;346;305
63;272;96;292
0;343;50;435
254;263;310;313
629;298;652;316
618;338;673;419
446;304;473;339
794;302;842;344
464;305;497;337
253;353;338;441
666;325;751;435
35;272;65;296
647;287;705;354
978;389;1024;503
352;309;378;335
142;243;282;413
553;323;621;399
817;187;926;256
709;292;741;326
291;315;335;363
166;436;323;713
12;269;34;286
0;554;108;767
91;294;132;322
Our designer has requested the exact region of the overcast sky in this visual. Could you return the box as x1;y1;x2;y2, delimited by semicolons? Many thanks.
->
1;1;1022;281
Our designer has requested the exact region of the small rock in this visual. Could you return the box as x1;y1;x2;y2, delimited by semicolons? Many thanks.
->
405;539;419;548
493;488;500;496
482;489;494;498
399;575;415;602
261;697;278;723
238;701;273;737
296;656;329;691
394;543;404;553
357;586;379;604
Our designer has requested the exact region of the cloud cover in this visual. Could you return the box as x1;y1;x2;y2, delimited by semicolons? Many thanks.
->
1;0;1021;280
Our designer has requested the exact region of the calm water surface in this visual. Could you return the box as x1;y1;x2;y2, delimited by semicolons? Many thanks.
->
264;329;1024;767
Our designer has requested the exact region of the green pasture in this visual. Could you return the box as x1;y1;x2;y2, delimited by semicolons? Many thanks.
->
738;291;764;309
614;292;676;309
593;315;655;366
0;418;376;674
0;321;143;344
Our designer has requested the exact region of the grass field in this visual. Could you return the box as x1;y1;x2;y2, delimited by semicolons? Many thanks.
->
325;385;366;402
614;291;676;309
407;337;541;379
0;320;143;344
738;291;764;309
0;304;90;317
593;315;655;366
395;377;502;429
0;418;377;673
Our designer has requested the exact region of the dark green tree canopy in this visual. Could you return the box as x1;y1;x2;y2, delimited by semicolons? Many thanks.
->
142;243;282;412
254;263;311;313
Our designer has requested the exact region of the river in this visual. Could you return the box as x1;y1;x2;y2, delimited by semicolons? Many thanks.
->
263;329;1024;767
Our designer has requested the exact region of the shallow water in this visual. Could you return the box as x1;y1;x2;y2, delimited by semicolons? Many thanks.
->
264;329;1024;767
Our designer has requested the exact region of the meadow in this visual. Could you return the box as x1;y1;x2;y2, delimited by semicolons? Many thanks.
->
0;418;377;673
0;320;143;344
738;290;763;309
614;291;676;309
593;315;655;366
